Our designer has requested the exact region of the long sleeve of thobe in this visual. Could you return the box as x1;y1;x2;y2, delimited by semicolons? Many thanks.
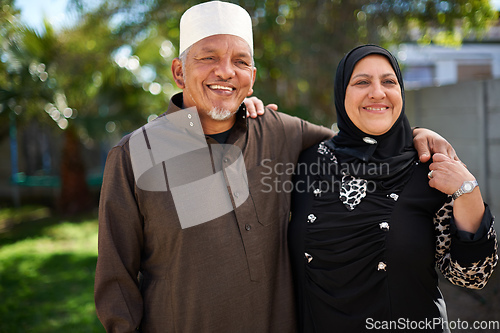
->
95;141;144;332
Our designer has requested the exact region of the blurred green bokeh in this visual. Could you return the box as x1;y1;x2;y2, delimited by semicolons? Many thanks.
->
0;206;103;332
0;1;498;331
1;1;497;214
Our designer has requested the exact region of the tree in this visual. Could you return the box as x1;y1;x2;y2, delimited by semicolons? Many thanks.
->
0;1;161;213
92;0;497;124
1;0;497;213
248;0;498;124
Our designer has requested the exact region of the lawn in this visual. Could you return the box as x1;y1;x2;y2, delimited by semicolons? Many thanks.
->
1;206;498;332
0;206;105;332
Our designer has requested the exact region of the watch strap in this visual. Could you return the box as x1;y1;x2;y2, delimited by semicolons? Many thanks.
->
452;180;478;200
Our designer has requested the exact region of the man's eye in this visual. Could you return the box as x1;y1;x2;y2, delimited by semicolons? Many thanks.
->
198;56;215;61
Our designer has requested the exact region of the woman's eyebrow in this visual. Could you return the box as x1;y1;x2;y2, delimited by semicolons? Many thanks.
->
381;73;397;78
351;73;371;80
351;73;397;80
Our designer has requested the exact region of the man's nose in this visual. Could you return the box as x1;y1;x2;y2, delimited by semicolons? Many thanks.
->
214;57;236;80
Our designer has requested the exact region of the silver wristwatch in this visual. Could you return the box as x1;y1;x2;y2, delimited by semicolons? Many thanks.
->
452;180;478;200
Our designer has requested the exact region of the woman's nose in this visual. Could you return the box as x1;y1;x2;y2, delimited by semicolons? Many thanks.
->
369;82;385;99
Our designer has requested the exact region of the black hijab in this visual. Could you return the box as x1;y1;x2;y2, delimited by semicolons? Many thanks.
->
327;44;417;191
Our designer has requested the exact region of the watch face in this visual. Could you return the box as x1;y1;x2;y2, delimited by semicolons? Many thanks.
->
463;182;473;192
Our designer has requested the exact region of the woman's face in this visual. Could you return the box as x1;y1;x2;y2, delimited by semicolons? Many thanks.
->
344;54;402;136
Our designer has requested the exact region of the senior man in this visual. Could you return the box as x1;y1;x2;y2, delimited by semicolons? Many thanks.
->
94;1;457;332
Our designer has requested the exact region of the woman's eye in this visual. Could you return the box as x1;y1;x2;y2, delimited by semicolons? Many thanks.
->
354;80;369;85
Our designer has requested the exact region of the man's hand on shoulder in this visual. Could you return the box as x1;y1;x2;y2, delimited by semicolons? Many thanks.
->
413;127;459;163
244;96;278;118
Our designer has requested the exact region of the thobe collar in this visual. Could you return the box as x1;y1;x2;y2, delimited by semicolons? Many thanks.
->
163;93;249;146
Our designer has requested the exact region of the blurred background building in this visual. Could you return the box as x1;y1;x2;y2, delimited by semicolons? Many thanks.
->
392;13;500;217
398;22;500;89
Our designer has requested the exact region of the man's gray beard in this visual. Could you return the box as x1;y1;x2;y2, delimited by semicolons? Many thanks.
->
207;107;236;121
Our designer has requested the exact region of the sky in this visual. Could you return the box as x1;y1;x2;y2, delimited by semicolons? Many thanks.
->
15;0;72;32
14;0;500;33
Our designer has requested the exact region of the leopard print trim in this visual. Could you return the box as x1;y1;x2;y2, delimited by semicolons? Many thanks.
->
340;175;367;211
317;142;367;211
434;196;498;290
317;141;338;162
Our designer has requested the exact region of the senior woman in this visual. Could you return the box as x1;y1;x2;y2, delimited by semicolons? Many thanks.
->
289;45;498;333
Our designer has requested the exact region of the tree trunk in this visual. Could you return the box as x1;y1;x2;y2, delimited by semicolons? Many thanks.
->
59;126;93;215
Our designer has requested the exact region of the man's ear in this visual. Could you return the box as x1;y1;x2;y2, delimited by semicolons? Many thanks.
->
246;67;257;97
172;58;185;89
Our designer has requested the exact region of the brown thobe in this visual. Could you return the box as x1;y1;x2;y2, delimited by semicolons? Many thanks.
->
94;93;333;332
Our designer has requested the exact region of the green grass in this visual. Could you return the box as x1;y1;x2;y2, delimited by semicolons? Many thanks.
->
0;206;105;332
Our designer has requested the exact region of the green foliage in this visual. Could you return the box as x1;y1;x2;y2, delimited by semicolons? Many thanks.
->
0;0;164;142
241;0;498;123
89;0;497;125
0;207;103;332
1;0;498;138
0;1;497;325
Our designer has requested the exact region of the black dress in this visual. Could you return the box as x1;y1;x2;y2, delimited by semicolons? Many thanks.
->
289;142;496;333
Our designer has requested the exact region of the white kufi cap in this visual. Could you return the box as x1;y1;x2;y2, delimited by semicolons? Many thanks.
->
179;1;253;56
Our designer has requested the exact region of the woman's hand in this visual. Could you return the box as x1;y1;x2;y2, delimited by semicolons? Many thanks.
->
413;128;458;163
428;153;484;233
244;96;278;118
428;153;473;195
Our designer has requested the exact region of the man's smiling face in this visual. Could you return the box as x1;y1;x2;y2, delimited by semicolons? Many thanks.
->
180;34;256;122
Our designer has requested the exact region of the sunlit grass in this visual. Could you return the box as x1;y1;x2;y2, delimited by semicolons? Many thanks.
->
0;206;104;332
